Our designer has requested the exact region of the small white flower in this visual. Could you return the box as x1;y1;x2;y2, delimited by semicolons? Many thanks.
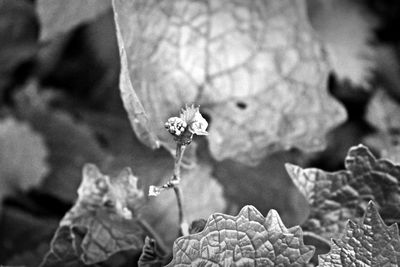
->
188;111;208;135
180;104;209;136
148;185;162;196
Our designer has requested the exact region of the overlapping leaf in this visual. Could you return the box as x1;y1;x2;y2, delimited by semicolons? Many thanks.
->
37;0;111;41
167;205;314;266
319;201;400;266
40;164;145;266
286;144;400;240
113;0;346;165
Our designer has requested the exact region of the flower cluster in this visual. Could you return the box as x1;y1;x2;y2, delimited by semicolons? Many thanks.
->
164;104;208;139
164;117;187;136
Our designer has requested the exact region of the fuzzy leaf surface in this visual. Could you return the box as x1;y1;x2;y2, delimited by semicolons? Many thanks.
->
37;0;111;41
319;201;400;266
113;0;346;165
286;144;400;240
167;205;314;266
41;164;145;266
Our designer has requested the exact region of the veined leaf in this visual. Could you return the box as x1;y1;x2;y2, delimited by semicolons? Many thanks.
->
167;205;314;266
286;144;400;240
40;164;145;266
113;0;346;165
319;201;400;266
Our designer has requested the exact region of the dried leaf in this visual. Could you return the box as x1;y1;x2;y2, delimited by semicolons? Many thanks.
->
167;205;314;266
41;164;145;265
113;0;346;165
0;118;49;207
286;144;400;240
37;0;111;41
319;201;400;266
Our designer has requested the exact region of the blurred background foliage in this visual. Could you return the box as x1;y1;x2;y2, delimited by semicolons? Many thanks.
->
1;0;400;265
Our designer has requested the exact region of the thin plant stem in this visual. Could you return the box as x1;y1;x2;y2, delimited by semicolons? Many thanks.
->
172;144;188;236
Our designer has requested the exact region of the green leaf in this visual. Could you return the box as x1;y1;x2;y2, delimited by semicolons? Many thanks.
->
0;118;49;211
286;144;400;240
167;205;314;266
41;164;145;266
36;0;111;41
112;0;346;165
318;201;400;266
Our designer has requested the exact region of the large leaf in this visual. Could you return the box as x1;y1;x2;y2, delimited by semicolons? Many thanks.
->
319;201;400;266
113;0;346;165
37;0;111;41
0;118;48;211
286;144;400;240
40;164;145;266
167;205;314;266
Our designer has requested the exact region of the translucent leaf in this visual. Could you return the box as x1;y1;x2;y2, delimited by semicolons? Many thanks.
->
0;118;49;209
318;201;400;266
286;144;400;240
112;0;346;165
41;164;145;265
307;0;378;86
167;205;314;266
37;0;111;41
